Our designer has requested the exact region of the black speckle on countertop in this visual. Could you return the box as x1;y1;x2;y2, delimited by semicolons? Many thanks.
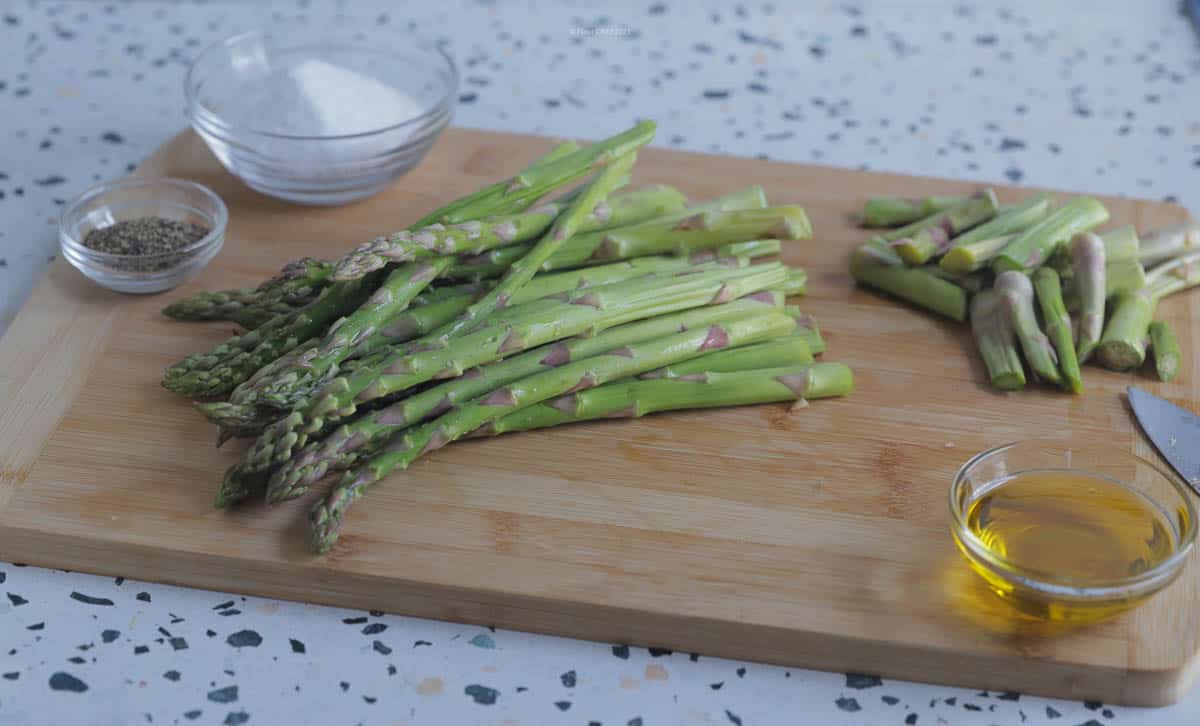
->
207;685;237;703
69;591;114;606
465;684;499;705
49;672;88;692
835;696;861;712
226;630;262;648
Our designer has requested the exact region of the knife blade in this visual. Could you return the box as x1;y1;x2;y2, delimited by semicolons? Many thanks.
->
1127;386;1200;497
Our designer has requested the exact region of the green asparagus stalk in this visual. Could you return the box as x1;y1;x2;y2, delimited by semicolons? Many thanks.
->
1061;260;1146;310
1097;251;1200;369
785;306;825;355
862;196;967;228
243;257;456;408
163;270;389;399
1051;225;1139;276
639;336;812;379
204;252;773;435
850;240;969;322
266;292;787;502
442;187;770;280
308;311;798;553
891;191;1001;265
1031;268;1083;393
939;193;1054;273
163;141;601;396
970;289;1026;391
1096;291;1157;371
483;363;854;436
331;185;688;281
420;122;655;224
1068;232;1107;362
1148;321;1181;382
991;197;1109;273
418;141;581;225
1143;250;1200;298
923;265;990;294
163;287;313;328
1139;221;1200;267
935;235;1015;276
777;268;807;297
431;152;642;341
995;270;1062;385
585;205;812;263
221;263;789;504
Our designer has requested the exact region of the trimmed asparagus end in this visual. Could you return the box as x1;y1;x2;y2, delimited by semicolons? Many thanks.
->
1148;320;1181;382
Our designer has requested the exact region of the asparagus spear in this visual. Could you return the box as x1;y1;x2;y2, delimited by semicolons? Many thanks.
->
483;363;854;437
778;268;807;297
221;264;789;503
265;291;787;502
162;287;315;328
1031;267;1083;393
1068;232;1107;362
890;191;1001;265
861;195;967;228
163;141;602;395
1148;321;1181;382
1139;221;1200;267
970;289;1026;391
991;197;1109;273
1097;251;1200;369
923;264;990;294
204;251;780;434
442;187;769;280
432;152;642;341
850;240;969;321
870;192;988;244
935;235;1014;276
939;193;1054;273
639;335;812;379
1050;225;1139;275
308;310;798;553
785;306;826;354
419;141;582;225
331;185;688;281
1096;290;1156;371
441;123;655;221
995;271;1062;385
163;270;389;398
1061;260;1146;310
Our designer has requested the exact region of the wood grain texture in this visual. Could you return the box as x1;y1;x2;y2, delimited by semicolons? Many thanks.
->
0;127;1197;706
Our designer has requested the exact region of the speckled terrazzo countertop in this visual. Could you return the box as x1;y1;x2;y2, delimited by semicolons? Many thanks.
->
2;1;1199;724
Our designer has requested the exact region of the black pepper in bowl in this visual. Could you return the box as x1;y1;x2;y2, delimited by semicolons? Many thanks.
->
82;216;211;272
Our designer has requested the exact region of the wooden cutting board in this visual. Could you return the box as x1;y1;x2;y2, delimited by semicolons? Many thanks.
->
2;128;1197;706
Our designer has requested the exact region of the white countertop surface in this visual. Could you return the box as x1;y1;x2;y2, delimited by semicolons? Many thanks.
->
2;1;1199;724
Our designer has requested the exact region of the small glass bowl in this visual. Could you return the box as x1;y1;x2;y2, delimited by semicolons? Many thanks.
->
185;30;457;206
949;441;1197;623
59;178;228;294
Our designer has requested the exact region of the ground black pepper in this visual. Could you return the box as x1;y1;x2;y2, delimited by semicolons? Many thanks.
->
82;216;210;272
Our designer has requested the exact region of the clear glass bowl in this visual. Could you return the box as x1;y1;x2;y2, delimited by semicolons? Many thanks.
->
949;441;1197;623
59;178;227;294
185;30;457;206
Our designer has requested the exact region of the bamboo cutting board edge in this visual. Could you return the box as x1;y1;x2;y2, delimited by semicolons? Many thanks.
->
0;127;1197;706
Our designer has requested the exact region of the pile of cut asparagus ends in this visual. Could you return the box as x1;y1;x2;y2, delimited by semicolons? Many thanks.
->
162;122;853;554
853;192;1199;391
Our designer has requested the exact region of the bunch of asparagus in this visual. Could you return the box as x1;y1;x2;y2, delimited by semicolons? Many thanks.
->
852;192;1198;390
162;122;854;554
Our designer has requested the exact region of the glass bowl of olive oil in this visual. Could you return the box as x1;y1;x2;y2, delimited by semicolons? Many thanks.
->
949;441;1196;623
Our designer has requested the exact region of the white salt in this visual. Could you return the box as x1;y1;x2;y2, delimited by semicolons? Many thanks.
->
214;58;427;176
254;58;426;138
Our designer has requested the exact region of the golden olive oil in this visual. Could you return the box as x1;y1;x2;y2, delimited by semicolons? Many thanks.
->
958;470;1184;622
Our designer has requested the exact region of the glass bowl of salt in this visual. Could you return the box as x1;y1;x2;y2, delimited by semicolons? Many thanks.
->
185;30;457;206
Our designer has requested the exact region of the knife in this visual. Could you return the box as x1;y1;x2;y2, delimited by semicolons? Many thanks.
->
1127;386;1200;497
